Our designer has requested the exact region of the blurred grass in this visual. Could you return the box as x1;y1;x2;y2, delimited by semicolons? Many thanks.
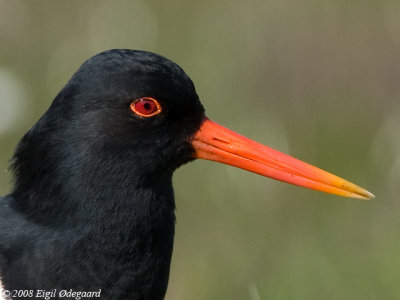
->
1;0;399;299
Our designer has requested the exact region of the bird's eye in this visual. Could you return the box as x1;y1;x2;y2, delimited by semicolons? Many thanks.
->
130;97;162;117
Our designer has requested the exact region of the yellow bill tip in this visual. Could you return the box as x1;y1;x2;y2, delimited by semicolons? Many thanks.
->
362;190;375;200
347;186;375;200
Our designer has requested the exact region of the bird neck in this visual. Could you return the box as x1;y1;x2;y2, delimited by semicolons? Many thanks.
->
11;154;176;297
77;177;176;298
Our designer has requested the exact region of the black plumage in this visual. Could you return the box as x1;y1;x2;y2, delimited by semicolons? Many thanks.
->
1;49;204;299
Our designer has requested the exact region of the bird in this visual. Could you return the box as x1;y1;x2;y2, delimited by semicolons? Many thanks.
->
0;49;374;299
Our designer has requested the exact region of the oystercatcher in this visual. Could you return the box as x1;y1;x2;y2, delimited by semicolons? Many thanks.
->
0;50;373;299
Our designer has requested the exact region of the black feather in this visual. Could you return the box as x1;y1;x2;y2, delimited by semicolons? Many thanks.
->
1;49;205;299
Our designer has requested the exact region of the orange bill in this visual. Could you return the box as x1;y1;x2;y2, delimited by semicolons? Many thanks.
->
191;117;374;200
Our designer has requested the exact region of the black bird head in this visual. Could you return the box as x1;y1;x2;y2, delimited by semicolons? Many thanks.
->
11;50;207;224
27;50;204;176
58;49;205;175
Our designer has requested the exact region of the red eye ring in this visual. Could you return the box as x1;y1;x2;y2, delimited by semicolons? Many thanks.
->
130;97;162;117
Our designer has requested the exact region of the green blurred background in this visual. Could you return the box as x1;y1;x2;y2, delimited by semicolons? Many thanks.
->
0;0;399;299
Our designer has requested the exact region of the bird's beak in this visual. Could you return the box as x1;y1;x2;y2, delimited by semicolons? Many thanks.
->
191;117;374;200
